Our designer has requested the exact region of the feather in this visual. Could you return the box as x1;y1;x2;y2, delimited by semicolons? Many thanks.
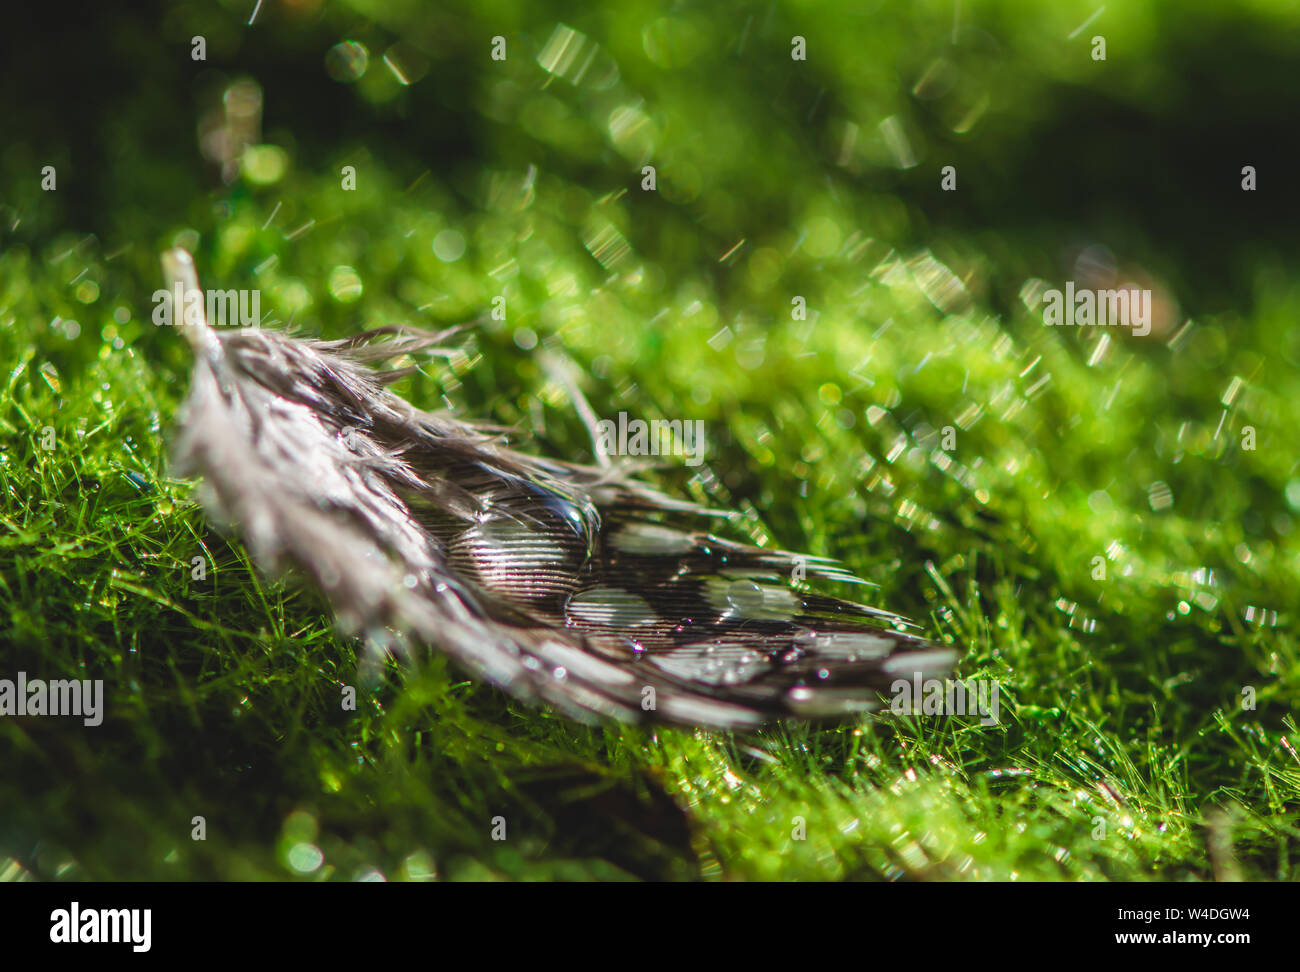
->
163;248;958;729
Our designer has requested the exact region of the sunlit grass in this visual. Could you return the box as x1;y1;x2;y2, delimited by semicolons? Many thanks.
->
3;0;1299;881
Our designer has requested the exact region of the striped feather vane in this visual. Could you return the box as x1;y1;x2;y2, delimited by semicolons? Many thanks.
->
164;248;957;729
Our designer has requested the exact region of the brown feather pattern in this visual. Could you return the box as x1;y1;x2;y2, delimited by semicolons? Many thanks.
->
165;249;958;728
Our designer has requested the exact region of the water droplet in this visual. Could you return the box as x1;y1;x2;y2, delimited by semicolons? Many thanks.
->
432;229;466;262
39;361;61;394
285;842;323;874
328;266;363;303
325;41;369;82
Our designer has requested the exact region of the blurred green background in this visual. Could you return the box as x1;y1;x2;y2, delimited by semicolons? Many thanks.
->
1;0;1298;881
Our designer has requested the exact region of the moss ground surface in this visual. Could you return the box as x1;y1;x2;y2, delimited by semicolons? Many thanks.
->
1;0;1298;880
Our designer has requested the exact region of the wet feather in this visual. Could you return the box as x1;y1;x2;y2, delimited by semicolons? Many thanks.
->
164;248;958;728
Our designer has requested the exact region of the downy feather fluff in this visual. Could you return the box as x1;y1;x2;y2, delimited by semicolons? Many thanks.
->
164;248;957;729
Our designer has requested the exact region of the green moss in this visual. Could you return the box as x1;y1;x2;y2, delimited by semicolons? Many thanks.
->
2;0;1298;880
